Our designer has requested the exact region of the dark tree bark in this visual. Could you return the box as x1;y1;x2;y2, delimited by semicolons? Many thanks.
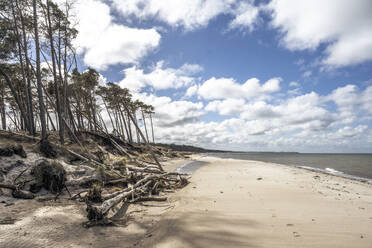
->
0;87;6;130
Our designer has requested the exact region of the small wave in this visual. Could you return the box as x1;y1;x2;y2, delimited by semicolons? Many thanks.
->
325;168;344;174
297;166;371;183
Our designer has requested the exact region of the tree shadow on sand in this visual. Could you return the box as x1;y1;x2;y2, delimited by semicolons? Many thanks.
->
137;210;261;248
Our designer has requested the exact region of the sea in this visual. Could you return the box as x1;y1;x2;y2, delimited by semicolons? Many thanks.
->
179;152;372;183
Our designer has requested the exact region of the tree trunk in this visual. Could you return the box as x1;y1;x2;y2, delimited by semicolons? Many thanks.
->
11;1;32;134
101;96;115;133
0;89;6;130
33;0;47;139
119;107;130;142
126;112;133;143
123;105;163;171
133;111;140;143
141;110;149;143
47;0;64;144
150;113;155;144
15;0;35;135
0;67;30;132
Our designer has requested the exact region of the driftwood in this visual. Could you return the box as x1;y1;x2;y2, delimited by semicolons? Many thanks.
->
0;183;35;199
87;179;153;221
0;130;189;226
86;172;187;223
66;174;101;187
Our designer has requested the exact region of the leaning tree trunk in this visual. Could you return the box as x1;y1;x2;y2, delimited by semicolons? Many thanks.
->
150;113;155;144
141;110;149;143
123;105;163;171
133;111;141;143
126;113;133;143
0;67;30;132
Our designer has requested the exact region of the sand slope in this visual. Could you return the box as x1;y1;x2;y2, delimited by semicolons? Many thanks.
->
140;156;372;248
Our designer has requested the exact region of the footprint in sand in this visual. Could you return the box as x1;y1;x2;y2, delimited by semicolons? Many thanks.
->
293;231;301;238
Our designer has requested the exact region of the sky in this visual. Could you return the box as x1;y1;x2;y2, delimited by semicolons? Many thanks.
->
65;0;372;153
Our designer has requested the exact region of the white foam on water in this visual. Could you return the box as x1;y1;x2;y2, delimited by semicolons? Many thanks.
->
325;167;344;174
297;165;372;183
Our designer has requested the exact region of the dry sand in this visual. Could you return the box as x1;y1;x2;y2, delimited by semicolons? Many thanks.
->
140;155;372;248
1;155;372;248
0;158;189;248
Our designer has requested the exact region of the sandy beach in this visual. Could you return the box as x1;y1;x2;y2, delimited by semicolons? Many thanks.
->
140;155;372;248
1;155;371;247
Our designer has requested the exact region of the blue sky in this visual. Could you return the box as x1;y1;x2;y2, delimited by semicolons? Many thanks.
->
68;0;372;152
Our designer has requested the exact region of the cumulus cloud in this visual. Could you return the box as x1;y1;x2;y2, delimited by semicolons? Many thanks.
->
111;0;234;30
198;77;281;100
267;0;372;67
184;85;199;98
334;125;368;139
132;92;205;127
119;61;202;91
113;82;371;152
72;0;161;70
361;86;372;114
111;0;261;31
228;1;260;31
205;98;245;115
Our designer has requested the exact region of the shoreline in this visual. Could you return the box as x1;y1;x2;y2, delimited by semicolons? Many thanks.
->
141;155;372;247
199;153;372;185
1;155;371;247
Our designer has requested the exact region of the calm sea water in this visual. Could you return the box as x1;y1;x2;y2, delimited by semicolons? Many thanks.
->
207;152;372;182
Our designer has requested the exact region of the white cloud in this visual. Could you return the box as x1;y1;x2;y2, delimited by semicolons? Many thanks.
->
239;92;335;132
228;1;259;31
289;81;299;87
334;125;368;139
361;86;372;114
132;92;205;127
205;98;245;115
198;77;281;100
267;0;372;67
287;88;301;96
72;0;161;70
111;0;262;31
111;0;235;30
302;70;312;78
184;85;199;98
119;61;202;91
326;85;359;114
113;82;371;152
